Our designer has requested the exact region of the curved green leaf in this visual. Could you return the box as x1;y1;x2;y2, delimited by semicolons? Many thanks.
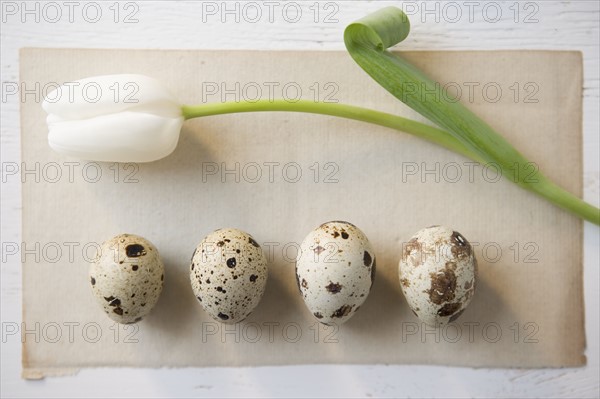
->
344;7;599;224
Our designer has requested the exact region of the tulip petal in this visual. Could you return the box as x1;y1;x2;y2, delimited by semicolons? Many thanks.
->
48;111;183;163
42;74;181;120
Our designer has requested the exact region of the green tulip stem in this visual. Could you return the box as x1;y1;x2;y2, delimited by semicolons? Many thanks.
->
182;100;482;162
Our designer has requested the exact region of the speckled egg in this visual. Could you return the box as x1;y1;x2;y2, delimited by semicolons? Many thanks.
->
90;233;164;324
296;221;376;325
190;228;268;324
399;226;477;326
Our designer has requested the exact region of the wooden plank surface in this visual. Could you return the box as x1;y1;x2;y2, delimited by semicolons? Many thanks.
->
2;1;599;397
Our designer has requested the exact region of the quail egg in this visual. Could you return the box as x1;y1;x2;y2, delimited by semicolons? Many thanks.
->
90;233;164;324
399;225;477;326
296;221;376;325
190;228;268;323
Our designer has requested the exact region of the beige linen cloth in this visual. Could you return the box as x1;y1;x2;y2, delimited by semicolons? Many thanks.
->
20;49;584;378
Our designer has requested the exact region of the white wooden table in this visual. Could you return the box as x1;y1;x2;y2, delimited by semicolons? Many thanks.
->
1;1;598;397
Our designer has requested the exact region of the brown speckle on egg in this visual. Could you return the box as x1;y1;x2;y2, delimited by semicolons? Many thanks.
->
370;258;376;285
363;251;372;267
218;312;230;321
325;282;342;293
403;238;422;260
437;302;462;317
125;244;146;257
427;268;457;305
331;304;353;318
108;298;121;307
450;231;472;259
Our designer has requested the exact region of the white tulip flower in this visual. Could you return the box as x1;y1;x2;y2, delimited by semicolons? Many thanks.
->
43;74;183;163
